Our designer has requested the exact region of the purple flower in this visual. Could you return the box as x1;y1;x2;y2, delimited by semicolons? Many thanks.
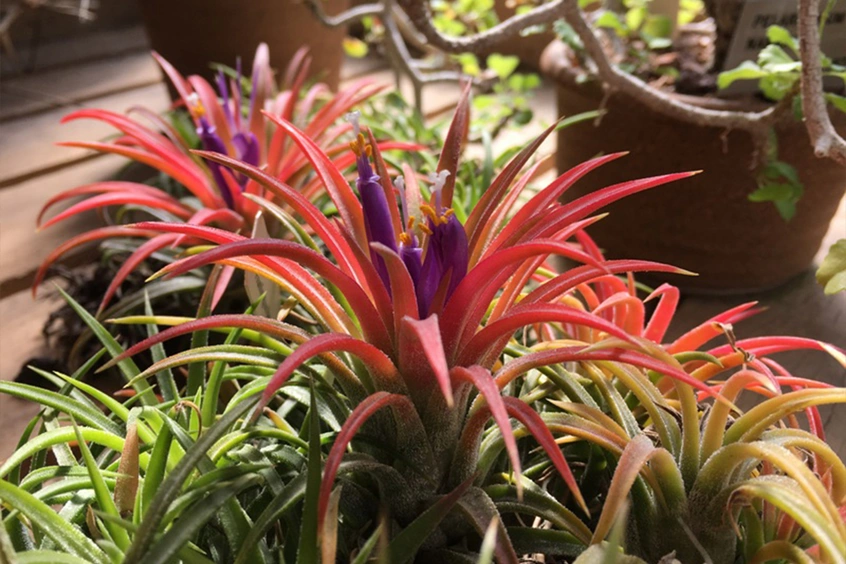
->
415;171;468;317
346;115;469;318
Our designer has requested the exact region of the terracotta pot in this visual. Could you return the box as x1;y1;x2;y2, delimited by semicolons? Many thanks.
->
138;0;349;93
540;40;846;293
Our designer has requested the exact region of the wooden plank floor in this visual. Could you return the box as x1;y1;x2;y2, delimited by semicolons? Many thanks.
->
1;28;844;462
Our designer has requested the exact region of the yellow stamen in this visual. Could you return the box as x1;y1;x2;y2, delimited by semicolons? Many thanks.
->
187;93;206;117
399;232;412;245
419;223;433;236
420;204;438;223
349;132;372;159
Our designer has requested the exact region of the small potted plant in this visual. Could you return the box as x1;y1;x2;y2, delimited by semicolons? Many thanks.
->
387;0;846;293
539;0;846;293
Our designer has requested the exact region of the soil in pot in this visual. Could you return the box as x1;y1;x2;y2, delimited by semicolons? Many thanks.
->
139;0;349;94
541;40;846;294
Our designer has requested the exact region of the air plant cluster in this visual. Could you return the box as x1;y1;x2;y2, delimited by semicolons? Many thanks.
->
2;49;846;564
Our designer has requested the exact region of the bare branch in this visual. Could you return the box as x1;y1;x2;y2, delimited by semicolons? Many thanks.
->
302;0;384;28
397;0;567;54
798;0;846;165
558;0;779;132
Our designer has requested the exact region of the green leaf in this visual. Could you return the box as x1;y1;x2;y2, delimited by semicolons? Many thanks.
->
233;474;308;564
826;93;846;114
123;398;257;563
504;528;585;558
625;6;647;31
72;421;131;551
456;53;481;76
718;61;767;90
136;476;261;564
553;20;583;50
351;522;385;564
0;479;107;563
595;11;627;37
750;160;803;221
387;475;475;563
643;15;672;39
760;73;799;101
342;37;368;58
817;239;846;295
143;292;179;403
0;519;18;564
555;110;604;131
297;383;322;564
0;427;125;480
766;25;798;53
759;44;796;68
14;551;95;564
55;286;154;405
0;381;121;435
485;54;520;80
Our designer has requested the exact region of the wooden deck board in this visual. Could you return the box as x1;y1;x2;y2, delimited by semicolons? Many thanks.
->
0;26;149;77
0;83;170;188
0;285;67;461
0;156;132;298
0;52;162;121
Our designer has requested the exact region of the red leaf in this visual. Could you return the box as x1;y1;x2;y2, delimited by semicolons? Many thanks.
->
400;315;453;407
32;227;158;295
464;121;558;250
523;260;686;306
524;172;701;243
194;150;367;286
436;82;471;209
38;181;184;226
137;228;391;351
502;396;588;515
495;346;724;403
371;243;419;331
441;240;609;358
451;366;522;496
318;392;416;534
59;141;221;209
260;112;368;250
39;193;194;230
151;51;194;110
258;334;401;410
668;302;762;354
487;152;628;254
98;234;178;315
459;303;639;368
642;284;680;343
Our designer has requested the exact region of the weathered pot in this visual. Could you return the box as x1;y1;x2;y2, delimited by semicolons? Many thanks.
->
138;0;349;92
541;40;846;293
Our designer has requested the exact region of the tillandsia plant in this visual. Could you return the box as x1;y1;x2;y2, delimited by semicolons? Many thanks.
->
10;90;832;563
33;43;417;317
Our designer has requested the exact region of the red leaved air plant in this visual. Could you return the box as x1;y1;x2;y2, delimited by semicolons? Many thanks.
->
33;44;419;314
516;264;846;561
100;86;741;561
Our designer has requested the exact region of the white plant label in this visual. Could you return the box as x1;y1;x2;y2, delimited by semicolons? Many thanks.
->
722;0;846;94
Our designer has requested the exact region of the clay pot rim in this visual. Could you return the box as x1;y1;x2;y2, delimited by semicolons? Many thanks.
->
539;39;773;113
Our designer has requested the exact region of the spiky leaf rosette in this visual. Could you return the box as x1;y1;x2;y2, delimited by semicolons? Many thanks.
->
33;44;419;316
103;86;807;561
